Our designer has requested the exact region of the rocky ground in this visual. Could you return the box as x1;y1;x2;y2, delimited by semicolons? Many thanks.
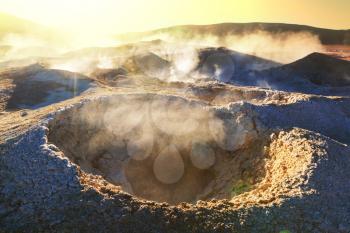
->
1;42;350;232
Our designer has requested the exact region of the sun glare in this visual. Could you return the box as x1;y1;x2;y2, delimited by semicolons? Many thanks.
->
0;0;349;37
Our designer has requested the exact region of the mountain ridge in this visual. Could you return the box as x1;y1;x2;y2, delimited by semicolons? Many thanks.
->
115;22;350;45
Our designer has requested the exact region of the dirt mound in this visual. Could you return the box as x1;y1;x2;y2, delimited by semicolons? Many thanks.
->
130;52;171;77
196;47;279;83
0;64;94;111
249;53;350;95
91;67;128;84
279;52;350;87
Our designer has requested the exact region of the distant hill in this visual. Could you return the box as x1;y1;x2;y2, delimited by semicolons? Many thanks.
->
116;23;350;45
0;45;12;56
0;12;60;45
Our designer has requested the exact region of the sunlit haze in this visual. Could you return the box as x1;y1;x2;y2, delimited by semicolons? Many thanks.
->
0;0;349;35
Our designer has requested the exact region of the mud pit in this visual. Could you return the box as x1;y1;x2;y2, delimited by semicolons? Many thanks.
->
48;94;265;204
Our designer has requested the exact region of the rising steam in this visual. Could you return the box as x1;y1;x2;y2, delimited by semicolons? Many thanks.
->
142;30;325;64
47;94;260;203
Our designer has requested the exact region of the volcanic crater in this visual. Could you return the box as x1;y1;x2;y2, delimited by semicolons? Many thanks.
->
47;94;267;204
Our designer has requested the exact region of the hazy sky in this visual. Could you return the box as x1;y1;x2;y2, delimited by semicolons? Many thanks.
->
0;0;349;34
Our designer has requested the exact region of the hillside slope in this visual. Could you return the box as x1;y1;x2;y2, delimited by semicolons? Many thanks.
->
116;22;350;45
